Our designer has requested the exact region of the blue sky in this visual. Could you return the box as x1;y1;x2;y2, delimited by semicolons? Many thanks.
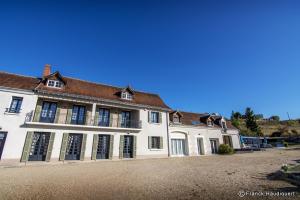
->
0;0;299;120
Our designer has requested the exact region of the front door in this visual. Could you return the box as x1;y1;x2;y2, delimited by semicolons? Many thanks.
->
28;132;50;161
171;139;186;156
123;135;133;158
97;135;110;159
0;132;7;160
65;134;83;160
210;139;218;154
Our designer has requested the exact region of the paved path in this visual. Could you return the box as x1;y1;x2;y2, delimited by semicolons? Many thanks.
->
0;149;299;200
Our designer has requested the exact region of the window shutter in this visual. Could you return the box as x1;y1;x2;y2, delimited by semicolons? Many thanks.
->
66;107;73;124
91;134;99;160
148;136;152;149
119;135;124;159
109;135;114;159
148;111;151;123
159;112;162;123
54;103;61;123
80;134;87;161
159;136;163;149
45;132;56;162
21;131;34;162
109;112;113;127
33;101;42;122
94;110;99;126
59;133;69;161
133;136;137;159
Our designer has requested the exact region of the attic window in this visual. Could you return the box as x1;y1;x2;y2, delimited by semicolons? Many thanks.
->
207;119;213;127
222;121;227;129
47;80;63;88
173;115;180;123
121;92;133;100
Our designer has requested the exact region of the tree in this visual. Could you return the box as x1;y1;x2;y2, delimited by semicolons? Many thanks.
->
231;111;242;120
270;115;280;121
244;107;260;135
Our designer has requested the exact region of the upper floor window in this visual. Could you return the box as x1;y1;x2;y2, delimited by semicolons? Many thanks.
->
8;97;23;113
221;121;227;130
40;101;57;123
150;112;159;123
121;92;133;100
47;80;63;88
71;105;86;125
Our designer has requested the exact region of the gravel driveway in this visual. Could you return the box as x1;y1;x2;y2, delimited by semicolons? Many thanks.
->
0;149;299;200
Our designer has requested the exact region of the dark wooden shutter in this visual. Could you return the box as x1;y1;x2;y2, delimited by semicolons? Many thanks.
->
119;135;124;159
45;132;56;162
80;134;87;161
59;133;69;161
148;111;151;123
54;103;61;123
91;134;99;160
159;136;163;149
66;107;73;124
33;101;42;122
148;136;152;149
133;136;137;159
109;135;114;159
158;112;162;123
21;132;34;162
94;109;99;126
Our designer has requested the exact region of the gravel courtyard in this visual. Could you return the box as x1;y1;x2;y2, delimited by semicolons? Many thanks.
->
0;149;299;200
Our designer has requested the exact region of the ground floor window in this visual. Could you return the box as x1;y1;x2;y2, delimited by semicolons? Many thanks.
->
149;136;163;149
123;135;134;158
0;132;7;160
223;135;233;148
210;139;219;154
97;135;111;159
171;139;186;156
197;138;205;155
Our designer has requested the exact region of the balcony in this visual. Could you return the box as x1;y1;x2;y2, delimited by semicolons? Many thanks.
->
24;103;142;132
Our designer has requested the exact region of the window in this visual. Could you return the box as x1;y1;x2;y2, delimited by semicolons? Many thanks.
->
149;136;162;149
98;108;110;127
192;121;200;125
222;121;227;130
47;80;63;88
121;111;131;128
173;115;180;123
8;97;23;113
40;102;57;123
207;120;213;126
150;112;159;123
121;92;133;100
71;105;86;125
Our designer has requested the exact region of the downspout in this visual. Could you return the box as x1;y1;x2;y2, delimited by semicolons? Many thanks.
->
166;112;170;157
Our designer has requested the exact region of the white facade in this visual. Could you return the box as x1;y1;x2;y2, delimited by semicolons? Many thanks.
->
0;87;169;163
169;125;241;156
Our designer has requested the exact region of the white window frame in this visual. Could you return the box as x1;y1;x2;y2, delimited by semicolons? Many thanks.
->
47;80;63;89
121;92;133;100
150;111;159;123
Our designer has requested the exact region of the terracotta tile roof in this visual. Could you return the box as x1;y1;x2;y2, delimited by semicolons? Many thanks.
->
0;71;39;90
0;71;170;109
170;110;237;130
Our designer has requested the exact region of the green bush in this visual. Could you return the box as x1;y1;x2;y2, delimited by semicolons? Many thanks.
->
218;144;234;155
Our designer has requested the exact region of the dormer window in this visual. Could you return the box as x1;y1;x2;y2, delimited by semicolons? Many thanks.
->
207;119;213;126
173;115;180;123
221;121;227;131
47;80;63;88
121;92;133;100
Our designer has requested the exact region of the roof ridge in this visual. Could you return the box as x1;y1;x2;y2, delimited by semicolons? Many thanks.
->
0;70;39;80
63;75;161;96
177;110;209;115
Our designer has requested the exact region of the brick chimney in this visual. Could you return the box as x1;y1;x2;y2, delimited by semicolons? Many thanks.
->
43;64;51;77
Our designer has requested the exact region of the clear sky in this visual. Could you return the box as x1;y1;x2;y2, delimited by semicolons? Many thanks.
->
0;0;299;120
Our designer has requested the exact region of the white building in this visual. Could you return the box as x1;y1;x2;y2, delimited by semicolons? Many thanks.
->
0;65;171;163
169;111;241;156
0;65;241;164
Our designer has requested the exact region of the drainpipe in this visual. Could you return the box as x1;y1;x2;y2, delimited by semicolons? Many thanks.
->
166;112;170;157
